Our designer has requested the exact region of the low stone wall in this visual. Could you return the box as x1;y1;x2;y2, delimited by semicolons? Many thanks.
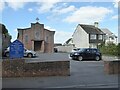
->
55;45;75;53
104;60;120;74
2;59;70;77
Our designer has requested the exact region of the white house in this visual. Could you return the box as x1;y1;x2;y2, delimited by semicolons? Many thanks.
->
101;28;118;45
72;24;105;48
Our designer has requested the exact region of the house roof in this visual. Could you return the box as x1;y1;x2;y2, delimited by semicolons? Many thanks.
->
64;38;72;44
79;24;105;34
101;28;117;38
101;28;113;35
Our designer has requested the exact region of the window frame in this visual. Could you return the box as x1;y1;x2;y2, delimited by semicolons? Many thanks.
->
90;34;97;40
98;35;103;40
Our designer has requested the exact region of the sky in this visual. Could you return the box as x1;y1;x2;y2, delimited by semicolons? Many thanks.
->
0;0;119;44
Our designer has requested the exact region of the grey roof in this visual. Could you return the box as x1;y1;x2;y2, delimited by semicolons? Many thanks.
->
101;28;113;35
101;28;117;38
65;38;72;44
79;24;105;34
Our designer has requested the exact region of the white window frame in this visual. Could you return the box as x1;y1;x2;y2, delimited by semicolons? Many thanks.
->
90;34;96;40
98;35;103;40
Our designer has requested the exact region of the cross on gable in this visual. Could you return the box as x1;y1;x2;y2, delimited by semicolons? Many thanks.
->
36;17;39;22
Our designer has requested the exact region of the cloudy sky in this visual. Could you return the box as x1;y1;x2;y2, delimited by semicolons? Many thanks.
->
0;0;119;44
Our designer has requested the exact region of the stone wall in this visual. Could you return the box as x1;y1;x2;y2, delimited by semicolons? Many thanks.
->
2;59;70;77
104;60;120;74
55;45;75;53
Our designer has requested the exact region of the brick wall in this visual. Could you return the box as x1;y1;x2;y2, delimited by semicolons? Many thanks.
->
104;61;120;74
17;23;55;53
2;59;70;77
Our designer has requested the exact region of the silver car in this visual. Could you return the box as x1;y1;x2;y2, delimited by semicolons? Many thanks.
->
4;47;36;58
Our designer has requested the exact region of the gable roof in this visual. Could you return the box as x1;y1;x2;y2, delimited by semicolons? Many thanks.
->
101;28;117;38
79;24;105;34
64;38;72;44
101;28;113;35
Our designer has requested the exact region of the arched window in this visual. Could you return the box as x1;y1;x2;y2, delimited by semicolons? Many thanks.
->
25;35;28;43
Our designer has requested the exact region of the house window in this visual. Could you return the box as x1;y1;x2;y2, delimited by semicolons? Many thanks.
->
98;35;103;40
110;37;114;40
46;36;48;42
90;34;96;40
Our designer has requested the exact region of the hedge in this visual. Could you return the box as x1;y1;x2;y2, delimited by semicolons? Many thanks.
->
98;43;120;56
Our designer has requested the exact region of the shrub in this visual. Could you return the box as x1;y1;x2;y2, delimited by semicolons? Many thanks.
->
117;43;120;56
98;43;118;56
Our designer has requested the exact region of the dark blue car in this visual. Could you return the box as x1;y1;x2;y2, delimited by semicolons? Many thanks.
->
69;48;102;61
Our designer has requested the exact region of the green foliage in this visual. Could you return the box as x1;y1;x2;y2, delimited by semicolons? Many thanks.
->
1;24;12;39
98;43;118;56
117;43;120;56
2;24;8;34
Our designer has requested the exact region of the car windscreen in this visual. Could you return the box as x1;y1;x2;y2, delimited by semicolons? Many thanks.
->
78;48;86;52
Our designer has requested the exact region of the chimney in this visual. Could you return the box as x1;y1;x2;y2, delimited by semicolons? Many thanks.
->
94;22;99;28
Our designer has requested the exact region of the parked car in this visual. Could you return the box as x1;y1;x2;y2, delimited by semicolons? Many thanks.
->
69;48;102;61
54;48;58;53
71;48;81;52
4;47;36;58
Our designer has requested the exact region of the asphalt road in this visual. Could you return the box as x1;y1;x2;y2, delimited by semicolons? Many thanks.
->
2;53;119;88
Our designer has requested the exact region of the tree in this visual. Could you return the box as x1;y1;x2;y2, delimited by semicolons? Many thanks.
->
0;24;8;34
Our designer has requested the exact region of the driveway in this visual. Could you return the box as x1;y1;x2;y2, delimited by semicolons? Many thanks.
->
2;53;119;88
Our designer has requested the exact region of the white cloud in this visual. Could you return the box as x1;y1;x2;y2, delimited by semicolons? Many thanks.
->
14;29;17;32
52;5;76;14
0;1;5;12
28;8;33;12
11;28;18;42
55;31;73;44
44;25;72;44
6;0;27;11
45;26;56;31
37;0;60;13
112;15;118;19
64;6;113;24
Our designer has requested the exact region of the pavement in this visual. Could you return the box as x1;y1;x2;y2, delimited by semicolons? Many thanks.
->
102;55;120;61
1;53;120;89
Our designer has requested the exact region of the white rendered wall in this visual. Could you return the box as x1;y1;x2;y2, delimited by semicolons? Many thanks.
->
73;25;89;48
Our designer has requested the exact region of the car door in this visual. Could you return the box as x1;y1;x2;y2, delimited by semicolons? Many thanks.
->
90;49;96;59
84;48;91;59
91;49;97;59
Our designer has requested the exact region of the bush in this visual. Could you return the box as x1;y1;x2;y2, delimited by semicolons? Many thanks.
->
117;43;120;56
98;43;118;56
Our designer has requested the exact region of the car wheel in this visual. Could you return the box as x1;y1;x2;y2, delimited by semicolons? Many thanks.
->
78;56;83;61
27;53;33;58
95;56;100;61
5;52;9;57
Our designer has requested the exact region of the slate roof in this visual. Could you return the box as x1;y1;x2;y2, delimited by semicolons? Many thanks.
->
101;28;117;38
79;24;105;34
101;28;113;35
65;38;72;44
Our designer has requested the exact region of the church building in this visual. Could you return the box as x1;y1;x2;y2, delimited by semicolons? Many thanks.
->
17;20;55;53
